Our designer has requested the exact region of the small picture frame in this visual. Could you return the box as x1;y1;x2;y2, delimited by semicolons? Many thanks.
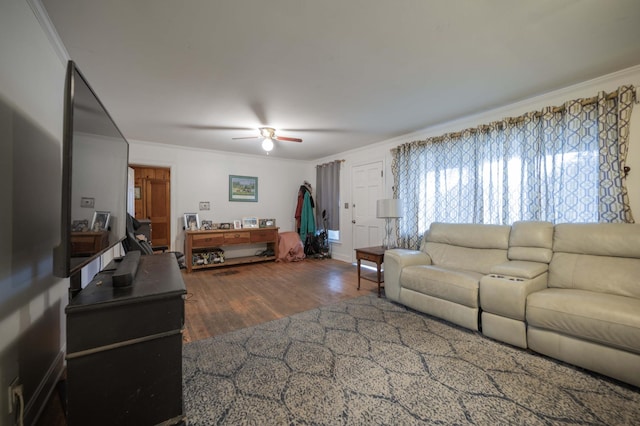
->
259;218;276;228
201;220;213;230
71;219;89;232
184;213;200;231
242;217;259;228
219;222;232;230
134;186;141;199
229;175;258;202
233;220;242;229
90;211;110;232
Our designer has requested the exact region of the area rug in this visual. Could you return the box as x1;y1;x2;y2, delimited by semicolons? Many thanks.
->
183;295;640;425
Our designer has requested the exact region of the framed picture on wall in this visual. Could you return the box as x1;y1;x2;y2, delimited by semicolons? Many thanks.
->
229;175;258;202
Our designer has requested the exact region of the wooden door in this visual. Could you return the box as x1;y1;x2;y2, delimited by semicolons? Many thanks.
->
351;161;384;261
132;166;171;247
145;179;170;246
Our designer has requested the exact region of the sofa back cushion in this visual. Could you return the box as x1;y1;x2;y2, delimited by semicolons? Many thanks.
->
549;223;640;298
508;221;554;263
421;223;510;275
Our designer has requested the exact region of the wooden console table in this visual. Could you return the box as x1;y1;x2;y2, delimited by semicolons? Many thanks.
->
355;246;385;297
184;227;279;272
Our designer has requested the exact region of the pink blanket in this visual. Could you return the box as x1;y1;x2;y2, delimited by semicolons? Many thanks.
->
277;232;306;262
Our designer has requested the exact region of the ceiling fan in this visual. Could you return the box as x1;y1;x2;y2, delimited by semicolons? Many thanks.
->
232;127;302;152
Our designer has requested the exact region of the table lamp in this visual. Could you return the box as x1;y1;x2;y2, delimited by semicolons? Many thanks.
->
376;198;403;249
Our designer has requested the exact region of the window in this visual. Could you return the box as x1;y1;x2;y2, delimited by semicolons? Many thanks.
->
392;86;635;249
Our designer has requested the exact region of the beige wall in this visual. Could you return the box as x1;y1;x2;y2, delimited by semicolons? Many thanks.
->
0;1;68;424
128;140;315;252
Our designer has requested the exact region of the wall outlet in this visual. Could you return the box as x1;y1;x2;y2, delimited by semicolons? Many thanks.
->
81;197;95;208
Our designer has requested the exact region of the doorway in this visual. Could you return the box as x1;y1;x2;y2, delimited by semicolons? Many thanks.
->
131;165;171;248
351;161;384;261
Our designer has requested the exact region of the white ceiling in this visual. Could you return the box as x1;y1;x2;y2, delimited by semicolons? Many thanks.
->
41;0;640;161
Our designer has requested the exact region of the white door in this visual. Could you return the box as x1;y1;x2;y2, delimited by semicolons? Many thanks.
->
352;161;384;260
127;167;135;216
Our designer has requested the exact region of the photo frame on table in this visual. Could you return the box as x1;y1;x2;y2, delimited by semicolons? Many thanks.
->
184;213;200;231
90;211;110;232
259;218;276;228
242;217;259;228
233;220;242;229
201;220;213;230
71;219;89;232
219;223;232;230
229;175;258;202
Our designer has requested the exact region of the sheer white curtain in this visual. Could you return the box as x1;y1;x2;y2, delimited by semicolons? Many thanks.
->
392;86;636;249
315;160;341;230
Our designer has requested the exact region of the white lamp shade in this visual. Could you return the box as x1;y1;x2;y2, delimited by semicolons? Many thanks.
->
376;199;402;218
262;137;274;151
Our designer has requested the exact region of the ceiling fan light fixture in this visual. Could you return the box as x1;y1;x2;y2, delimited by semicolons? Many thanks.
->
262;137;274;152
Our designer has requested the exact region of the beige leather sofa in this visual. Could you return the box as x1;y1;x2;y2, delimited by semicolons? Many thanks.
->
526;223;640;388
384;221;640;388
384;222;511;331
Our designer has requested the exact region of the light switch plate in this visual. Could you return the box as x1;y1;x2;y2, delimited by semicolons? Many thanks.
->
199;201;210;211
81;197;95;208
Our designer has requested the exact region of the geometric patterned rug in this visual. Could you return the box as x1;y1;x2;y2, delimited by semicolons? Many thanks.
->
183;294;640;425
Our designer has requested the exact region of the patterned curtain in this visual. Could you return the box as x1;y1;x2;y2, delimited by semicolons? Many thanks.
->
316;160;341;230
392;85;636;249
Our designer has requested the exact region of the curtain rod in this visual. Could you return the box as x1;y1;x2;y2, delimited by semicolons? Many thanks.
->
316;159;345;168
393;86;635;146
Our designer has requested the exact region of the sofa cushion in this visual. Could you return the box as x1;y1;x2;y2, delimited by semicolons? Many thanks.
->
490;260;548;279
423;243;509;276
553;223;640;258
419;223;511;275
549;253;640;298
527;288;640;355
425;222;511;249
508;221;553;263
401;265;482;308
549;223;640;298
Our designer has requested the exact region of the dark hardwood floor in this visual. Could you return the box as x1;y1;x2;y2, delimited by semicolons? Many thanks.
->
37;257;372;425
183;257;369;341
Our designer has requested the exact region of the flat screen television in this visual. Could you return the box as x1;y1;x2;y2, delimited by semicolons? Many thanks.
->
53;60;129;281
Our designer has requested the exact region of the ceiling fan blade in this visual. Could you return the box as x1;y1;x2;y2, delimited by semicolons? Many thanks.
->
275;136;303;143
180;124;256;131
232;136;260;140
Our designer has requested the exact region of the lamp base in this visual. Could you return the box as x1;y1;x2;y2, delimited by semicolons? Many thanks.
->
382;218;397;250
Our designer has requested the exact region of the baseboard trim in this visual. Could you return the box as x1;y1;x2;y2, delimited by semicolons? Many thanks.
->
27;346;66;425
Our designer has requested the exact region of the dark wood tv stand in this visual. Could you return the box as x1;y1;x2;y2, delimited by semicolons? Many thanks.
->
65;253;186;425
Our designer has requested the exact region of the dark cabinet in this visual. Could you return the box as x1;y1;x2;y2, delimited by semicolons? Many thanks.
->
65;253;186;425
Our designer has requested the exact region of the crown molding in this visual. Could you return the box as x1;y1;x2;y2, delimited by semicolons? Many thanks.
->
27;0;69;65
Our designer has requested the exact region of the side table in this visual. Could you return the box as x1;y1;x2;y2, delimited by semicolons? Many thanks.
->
355;246;385;297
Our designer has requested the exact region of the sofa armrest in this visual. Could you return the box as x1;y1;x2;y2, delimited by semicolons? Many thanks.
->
384;249;431;301
480;271;548;321
490;260;548;280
